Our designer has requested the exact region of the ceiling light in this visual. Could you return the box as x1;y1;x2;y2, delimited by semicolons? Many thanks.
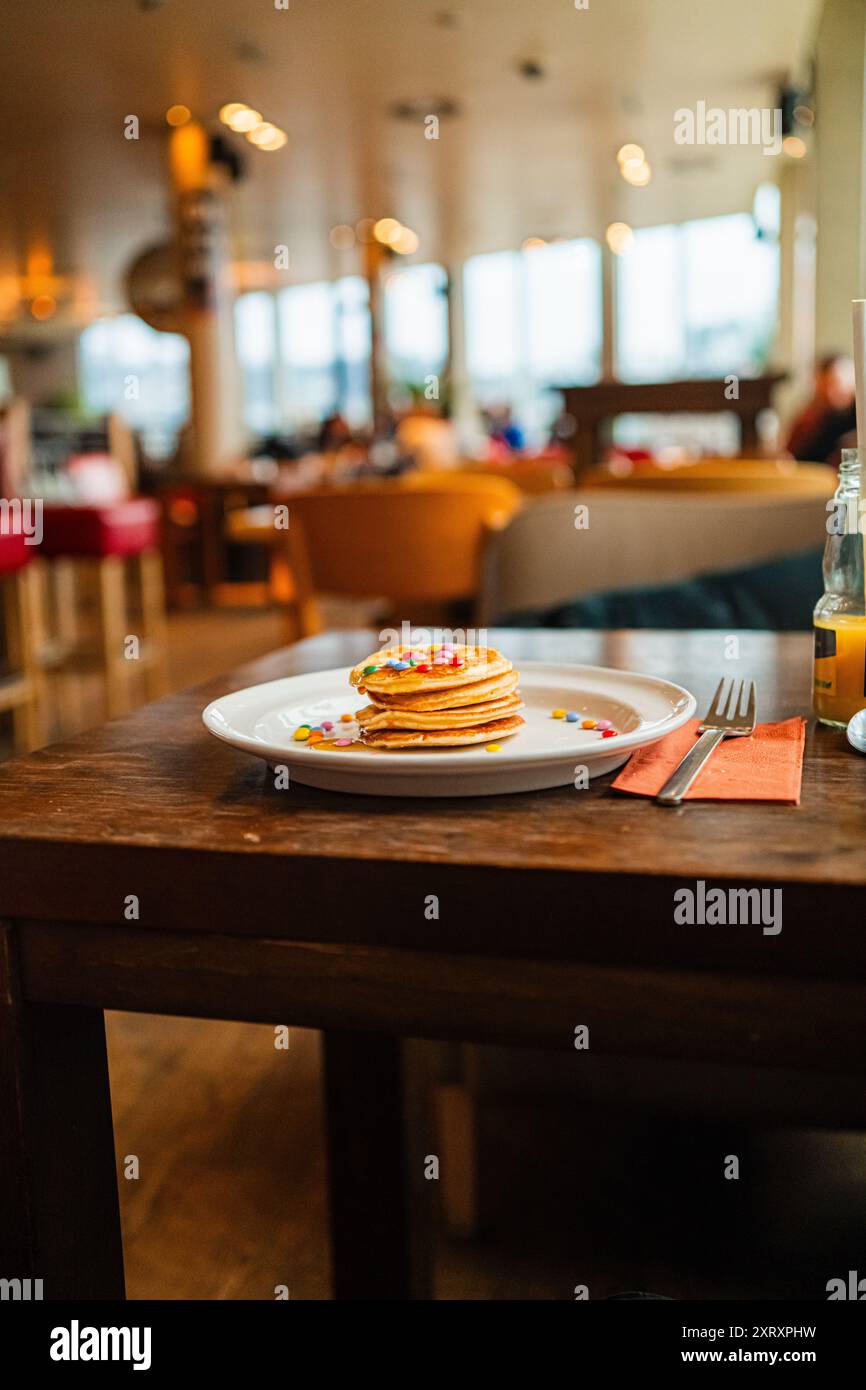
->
392;226;419;255
247;122;287;150
165;105;191;127
373;217;404;246
31;294;57;320
219;103;248;124
783;135;807;159
617;143;645;169
605;222;634;255
222;105;262;133
622;159;652;187
329;224;356;250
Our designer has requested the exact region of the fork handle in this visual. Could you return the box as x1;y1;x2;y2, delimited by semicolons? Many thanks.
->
657;728;726;806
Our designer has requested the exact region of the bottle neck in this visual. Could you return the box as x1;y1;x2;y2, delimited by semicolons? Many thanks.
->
837;461;861;497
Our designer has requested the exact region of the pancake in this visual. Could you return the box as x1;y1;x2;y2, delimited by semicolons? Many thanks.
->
360;714;524;749
369;669;519;711
357;693;524;731
350;644;511;696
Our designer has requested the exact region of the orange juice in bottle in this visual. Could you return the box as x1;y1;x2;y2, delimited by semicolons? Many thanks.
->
813;448;866;726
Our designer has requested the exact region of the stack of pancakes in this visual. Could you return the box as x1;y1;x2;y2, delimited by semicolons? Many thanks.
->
350;643;524;749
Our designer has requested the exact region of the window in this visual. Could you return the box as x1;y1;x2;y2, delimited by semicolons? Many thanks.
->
235;277;372;434
333;276;372;427
464;239;602;443
278;281;338;429
615;212;779;383
235;292;277;436
384;263;449;398
78;314;190;454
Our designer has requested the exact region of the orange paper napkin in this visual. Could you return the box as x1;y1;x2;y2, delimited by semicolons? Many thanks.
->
611;717;807;803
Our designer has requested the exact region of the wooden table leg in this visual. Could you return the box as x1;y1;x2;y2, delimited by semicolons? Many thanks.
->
0;924;125;1299
322;1029;427;1300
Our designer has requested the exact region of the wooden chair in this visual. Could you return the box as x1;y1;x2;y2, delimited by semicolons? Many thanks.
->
280;477;522;638
0;531;43;751
462;457;574;494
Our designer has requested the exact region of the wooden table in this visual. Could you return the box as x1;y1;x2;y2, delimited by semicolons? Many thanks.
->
2;628;866;1300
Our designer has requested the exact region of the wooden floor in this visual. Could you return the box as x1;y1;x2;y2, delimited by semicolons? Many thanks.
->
5;605;866;1299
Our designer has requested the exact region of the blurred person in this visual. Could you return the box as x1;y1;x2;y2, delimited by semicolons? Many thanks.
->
786;353;856;464
317;412;352;453
485;404;525;455
394;403;459;472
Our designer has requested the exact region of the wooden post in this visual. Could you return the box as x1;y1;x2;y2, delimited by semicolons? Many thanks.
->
322;1029;425;1299
168;121;245;477
0;923;125;1299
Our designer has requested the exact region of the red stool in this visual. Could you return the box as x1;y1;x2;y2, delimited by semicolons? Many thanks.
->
0;529;43;750
40;498;168;719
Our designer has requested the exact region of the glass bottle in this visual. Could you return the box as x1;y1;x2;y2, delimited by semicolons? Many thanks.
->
813;448;866;726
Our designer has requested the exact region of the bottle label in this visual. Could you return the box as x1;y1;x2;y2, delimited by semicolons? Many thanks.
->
814;625;837;695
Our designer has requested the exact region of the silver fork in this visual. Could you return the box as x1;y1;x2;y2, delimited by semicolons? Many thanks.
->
657;677;756;806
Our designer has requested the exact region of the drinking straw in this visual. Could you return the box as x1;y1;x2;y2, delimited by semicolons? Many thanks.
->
854;300;866;601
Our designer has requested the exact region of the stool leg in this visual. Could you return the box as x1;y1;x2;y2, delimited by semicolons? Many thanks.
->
24;561;49;742
138;548;169;700
3;571;40;753
53;558;78;649
97;556;129;719
16;566;44;750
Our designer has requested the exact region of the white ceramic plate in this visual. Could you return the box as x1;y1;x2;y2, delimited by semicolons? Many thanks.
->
202;661;696;797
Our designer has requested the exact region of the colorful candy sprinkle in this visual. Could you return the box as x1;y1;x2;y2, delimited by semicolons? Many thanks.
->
581;718;596;730
552;708;566;719
307;730;324;743
294;728;310;742
393;660;410;671
486;743;502;753
596;719;613;731
335;738;352;746
321;721;334;731
416;663;431;672
565;712;579;723
363;665;378;675
340;713;353;723
602;729;618;739
450;656;464;667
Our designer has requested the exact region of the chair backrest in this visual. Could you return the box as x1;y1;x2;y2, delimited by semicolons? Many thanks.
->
286;477;521;607
585;458;833;495
479;487;829;622
462;458;574;494
398;470;523;509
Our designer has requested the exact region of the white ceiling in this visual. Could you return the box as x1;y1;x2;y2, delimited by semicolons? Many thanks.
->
0;0;822;322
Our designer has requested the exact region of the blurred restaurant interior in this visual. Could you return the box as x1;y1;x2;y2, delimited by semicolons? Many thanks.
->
3;0;866;1305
